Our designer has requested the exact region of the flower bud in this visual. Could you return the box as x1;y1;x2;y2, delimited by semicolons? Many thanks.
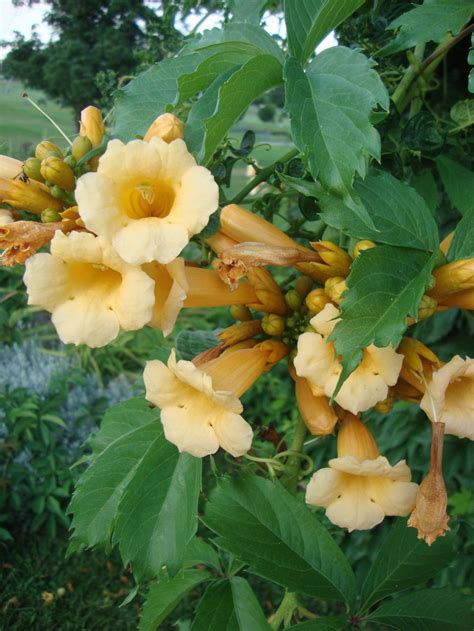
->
246;267;288;316
439;232;453;255
144;113;185;143
298;240;352;283
23;157;44;182
35;141;63;161
324;277;347;305
305;288;331;313
408;422;449;545
255;339;289;366
41;208;62;223
50;185;65;199
0;178;62;214
398;338;440;380
438;287;474;310
417;295;437;321
262;313;285;337
79;106;105;148
230;304;252;321
429;258;474;300
285;288;302;311
218;319;262;347
295;275;313;297
63;155;76;168
71;135;93;161
353;240;376;257
40;157;75;191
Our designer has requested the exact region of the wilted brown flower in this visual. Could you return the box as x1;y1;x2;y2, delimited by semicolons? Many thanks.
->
0;220;66;266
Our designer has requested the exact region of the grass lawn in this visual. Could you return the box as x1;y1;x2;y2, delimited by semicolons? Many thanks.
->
0;78;76;160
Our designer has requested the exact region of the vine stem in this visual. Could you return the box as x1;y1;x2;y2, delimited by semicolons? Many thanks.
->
392;24;474;112
270;591;298;630
230;148;299;204
279;414;307;494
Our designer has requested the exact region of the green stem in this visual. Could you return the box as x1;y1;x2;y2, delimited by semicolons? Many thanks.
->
271;591;298;630
230;148;299;204
279;415;307;493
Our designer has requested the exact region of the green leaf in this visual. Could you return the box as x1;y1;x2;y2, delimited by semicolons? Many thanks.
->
113;437;202;580
68;398;161;550
230;0;268;25
436;155;474;215
410;171;438;214
184;537;221;571
450;99;474;130
360;518;454;611
114;43;263;141
287;620;346;631
186;54;283;164
367;587;474;630
203;476;356;603
383;0;474;55
447;207;474;262
285;0;365;63
191;578;272;631
330;247;436;382
284;48;389;198
139;570;210;631
319;170;439;251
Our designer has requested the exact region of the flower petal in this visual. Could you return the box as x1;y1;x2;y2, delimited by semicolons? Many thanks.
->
112;219;189;265
160;406;219;457
51;297;120;347
305;468;345;508
212;411;253;457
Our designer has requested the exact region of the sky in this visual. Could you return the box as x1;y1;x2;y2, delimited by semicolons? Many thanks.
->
0;0;336;59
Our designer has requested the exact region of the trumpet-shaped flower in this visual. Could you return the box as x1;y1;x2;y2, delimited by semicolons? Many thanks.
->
24;231;154;347
306;414;418;531
0;155;23;179
420;356;474;440
0;177;62;214
144;347;273;457
76;138;218;265
294;304;403;414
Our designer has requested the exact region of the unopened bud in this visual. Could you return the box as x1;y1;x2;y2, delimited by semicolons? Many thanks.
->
285;288;302;311
295;275;313;297
305;288;331;313
35;141;63;161
325;277;347;305
50;185;65;199
218;319;262;347
417;295;437;321
230;304;252;321
144;112;185;143
429;258;474;300
246;267;288;316
353;240;376;257
71;135;93;161
255;339;289;366
40;157;75;191
41;208;62;223
80;106;105;148
262;313;285;337
23;157;44;182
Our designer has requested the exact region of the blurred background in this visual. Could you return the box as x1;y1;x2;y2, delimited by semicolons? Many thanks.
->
0;1;472;630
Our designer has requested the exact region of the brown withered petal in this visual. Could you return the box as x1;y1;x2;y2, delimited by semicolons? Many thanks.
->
0;220;67;266
408;422;450;545
218;242;320;287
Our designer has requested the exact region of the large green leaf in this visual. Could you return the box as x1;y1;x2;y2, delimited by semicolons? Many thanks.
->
383;0;474;55
184;537;221;571
139;570;210;631
69;397;202;582
191;578;272;631
203;476;356;603
230;0;269;25
330;247;436;382
284;47;389;198
320;170;439;251
285;0;365;63
113;436;202;579
436;155;474;216
367;587;474;630
68;398;161;550
447;207;474;262
360;518;454;612
113;21;282;143
186;54;283;164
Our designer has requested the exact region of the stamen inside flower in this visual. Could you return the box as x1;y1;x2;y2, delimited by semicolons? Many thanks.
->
66;262;122;300
123;180;176;219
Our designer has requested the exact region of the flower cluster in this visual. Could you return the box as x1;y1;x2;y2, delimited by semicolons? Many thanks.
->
1;107;473;543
